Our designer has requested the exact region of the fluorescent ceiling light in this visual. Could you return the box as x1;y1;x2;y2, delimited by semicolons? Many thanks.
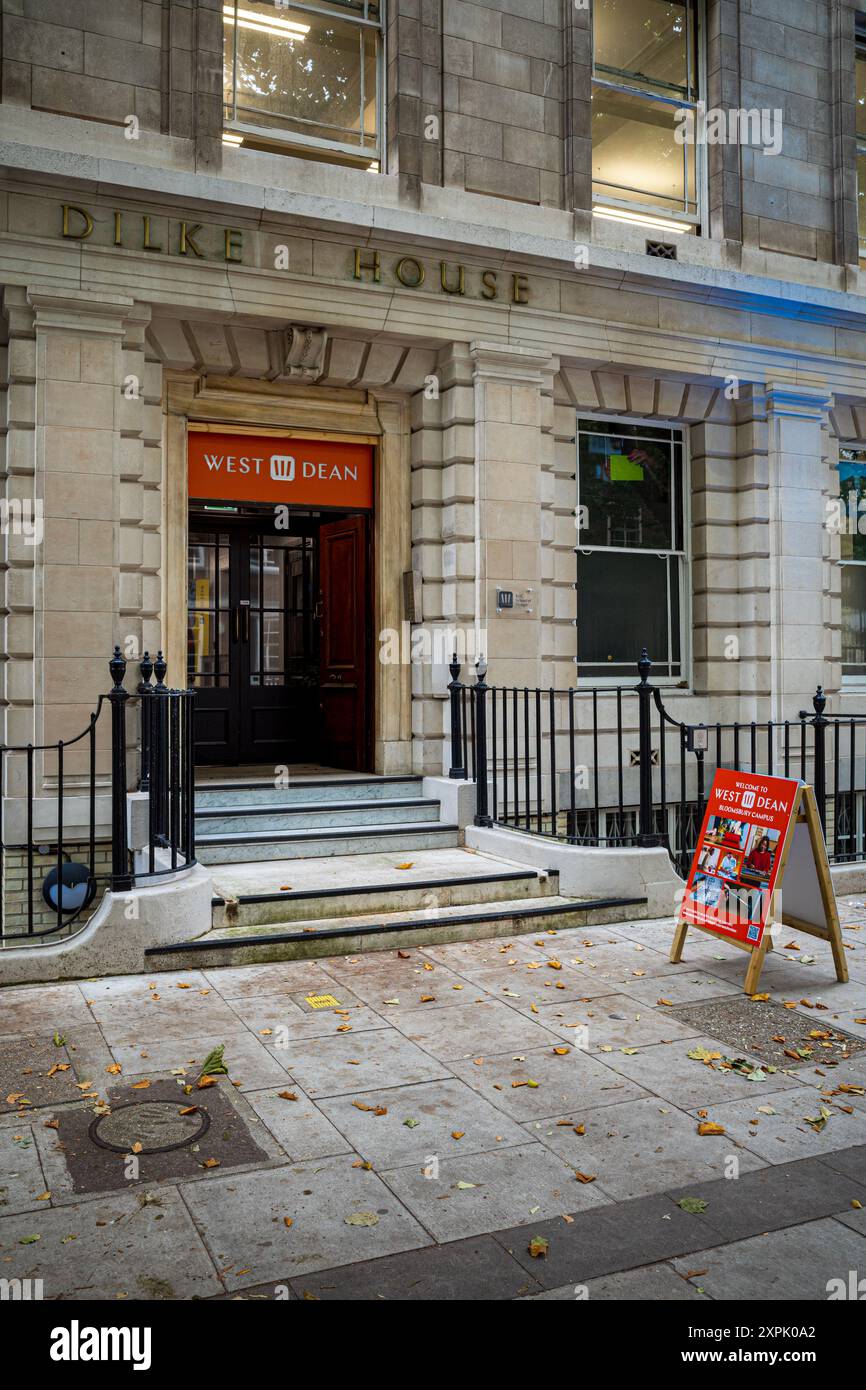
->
592;206;691;235
223;5;309;39
222;131;244;145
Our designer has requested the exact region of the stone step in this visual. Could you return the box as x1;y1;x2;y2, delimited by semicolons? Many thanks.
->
211;865;560;930
195;821;462;864
194;775;424;810
194;796;440;836
146;893;649;967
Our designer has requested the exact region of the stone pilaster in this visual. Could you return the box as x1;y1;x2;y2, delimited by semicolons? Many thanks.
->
25;286;155;757
762;381;836;720
471;340;559;689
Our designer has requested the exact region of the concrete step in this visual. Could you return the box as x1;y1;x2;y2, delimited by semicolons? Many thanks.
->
195;796;440;836
211;865;560;930
195;821;461;864
194;775;424;810
146;892;648;967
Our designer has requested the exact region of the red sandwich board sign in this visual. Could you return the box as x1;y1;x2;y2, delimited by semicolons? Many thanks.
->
671;768;847;994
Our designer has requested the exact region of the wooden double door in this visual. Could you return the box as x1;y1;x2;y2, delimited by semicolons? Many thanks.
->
187;513;369;769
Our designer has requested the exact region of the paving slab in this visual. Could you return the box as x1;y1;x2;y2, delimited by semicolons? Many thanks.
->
541;939;683;984
0;1124;49;1216
449;1045;648;1121
243;1083;354;1162
818;1143;866;1185
671;1218;866;1300
590;1035;802;1109
528;992;704;1050
418;938;550;971
226;992;386;1044
834;1204;866;1237
461;961;620;1005
0;1035;88;1113
494;1191;713;1289
525;1095;767;1200
522;1262;710;1300
0;1187;223;1299
689;1085;866;1164
181;1156;432;1288
316;1078;528;1166
389;998;560;1062
620;971;740;1007
329;959;492;1012
287;1234;541;1300
87;991;250;1046
0;983;94;1036
106;1029;293;1091
666;1154;866;1244
203;960;343;1000
380;1143;607;1243
276;1028;449;1099
76;969;212;1001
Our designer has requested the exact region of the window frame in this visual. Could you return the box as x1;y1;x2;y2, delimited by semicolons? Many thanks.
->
837;440;866;685
590;0;707;233
575;412;693;686
856;26;866;260
223;0;386;169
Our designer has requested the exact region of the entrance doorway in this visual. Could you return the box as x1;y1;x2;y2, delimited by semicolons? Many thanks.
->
187;511;371;769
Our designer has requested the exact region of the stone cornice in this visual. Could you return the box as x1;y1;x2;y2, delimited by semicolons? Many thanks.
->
3;135;866;332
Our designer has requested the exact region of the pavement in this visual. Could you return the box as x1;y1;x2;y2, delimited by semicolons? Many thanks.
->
2;900;866;1301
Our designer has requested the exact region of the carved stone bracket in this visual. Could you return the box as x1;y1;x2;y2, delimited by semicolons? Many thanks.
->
282;324;328;382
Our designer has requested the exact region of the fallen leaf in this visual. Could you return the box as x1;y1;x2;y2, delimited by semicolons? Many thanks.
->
677;1197;707;1214
574;1171;596;1184
528;1235;549;1259
345;1211;379;1226
697;1122;726;1136
283;1217;293;1229
451;1131;465;1140
278;1091;299;1102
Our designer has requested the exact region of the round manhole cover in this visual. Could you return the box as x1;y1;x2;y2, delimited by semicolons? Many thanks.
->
89;1101;210;1154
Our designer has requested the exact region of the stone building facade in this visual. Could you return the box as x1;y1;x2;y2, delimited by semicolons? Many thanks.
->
2;0;866;844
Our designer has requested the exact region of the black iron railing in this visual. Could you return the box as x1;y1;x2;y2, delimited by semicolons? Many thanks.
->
0;649;196;942
448;650;866;872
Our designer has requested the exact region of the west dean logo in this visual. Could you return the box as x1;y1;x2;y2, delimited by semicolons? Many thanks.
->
742;790;756;809
201;453;359;485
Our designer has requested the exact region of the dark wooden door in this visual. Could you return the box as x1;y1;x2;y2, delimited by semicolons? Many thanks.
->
188;521;318;766
319;515;368;771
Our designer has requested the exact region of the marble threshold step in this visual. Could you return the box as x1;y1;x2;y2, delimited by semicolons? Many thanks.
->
194;796;440;836
194;775;424;809
145;892;648;966
195;820;461;863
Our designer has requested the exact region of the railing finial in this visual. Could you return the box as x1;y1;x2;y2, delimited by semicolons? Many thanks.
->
637;648;652;686
108;645;126;692
813;685;827;718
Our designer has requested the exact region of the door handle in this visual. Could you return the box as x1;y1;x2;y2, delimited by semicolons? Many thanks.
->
232;607;240;643
242;605;250;642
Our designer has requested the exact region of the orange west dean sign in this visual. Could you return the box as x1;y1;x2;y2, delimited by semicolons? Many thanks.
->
678;768;800;948
188;431;373;510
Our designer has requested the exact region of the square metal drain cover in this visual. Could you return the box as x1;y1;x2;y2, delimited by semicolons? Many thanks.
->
666;995;866;1070
51;1077;269;1195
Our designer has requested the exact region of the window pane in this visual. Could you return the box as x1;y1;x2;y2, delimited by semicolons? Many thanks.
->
839;448;866;561
592;86;695;215
577;552;681;676
594;0;697;100
224;0;379;150
858;152;866;246
857;50;866;140
578;429;677;550
842;564;866;676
